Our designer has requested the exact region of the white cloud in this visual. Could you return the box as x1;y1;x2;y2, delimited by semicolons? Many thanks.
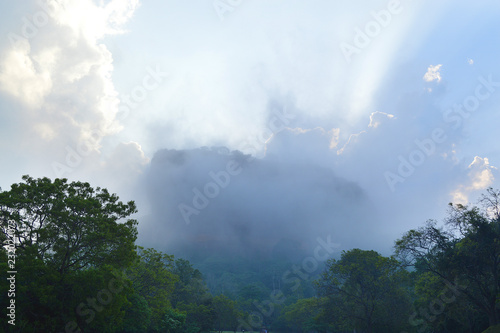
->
468;156;496;190
0;39;52;107
329;128;340;149
95;141;150;194
336;131;366;155
368;111;395;129
49;0;140;40
423;64;443;82
451;156;497;204
0;0;140;184
336;111;395;155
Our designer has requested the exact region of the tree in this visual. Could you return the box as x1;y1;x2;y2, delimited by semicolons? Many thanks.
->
0;176;138;332
120;293;152;333
160;308;186;333
170;258;216;331
212;294;242;331
395;188;500;328
171;258;210;307
316;249;412;333
411;270;487;332
125;247;178;331
177;301;216;332
0;176;138;275
281;297;327;333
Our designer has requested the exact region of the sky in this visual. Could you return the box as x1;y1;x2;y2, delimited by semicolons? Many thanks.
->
1;0;500;258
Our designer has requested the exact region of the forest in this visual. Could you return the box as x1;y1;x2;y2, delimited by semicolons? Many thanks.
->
1;175;499;333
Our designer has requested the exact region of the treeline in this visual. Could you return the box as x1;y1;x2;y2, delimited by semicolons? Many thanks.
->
279;188;500;333
1;176;499;332
0;176;240;332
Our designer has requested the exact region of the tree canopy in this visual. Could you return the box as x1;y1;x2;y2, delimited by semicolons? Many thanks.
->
395;188;500;329
0;176;139;332
316;248;412;333
1;176;499;332
0;175;138;275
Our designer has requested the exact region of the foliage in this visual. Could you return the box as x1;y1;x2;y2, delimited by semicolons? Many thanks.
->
212;294;243;331
171;258;216;331
121;293;152;333
125;247;178;331
0;175;138;275
0;176;138;332
395;188;500;328
280;297;327;332
316;248;413;333
171;258;206;306
177;301;216;332
2;176;498;333
160;308;186;333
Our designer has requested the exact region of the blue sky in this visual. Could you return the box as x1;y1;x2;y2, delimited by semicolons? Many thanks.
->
1;0;499;255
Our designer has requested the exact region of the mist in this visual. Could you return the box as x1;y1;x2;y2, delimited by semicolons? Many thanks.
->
139;143;386;262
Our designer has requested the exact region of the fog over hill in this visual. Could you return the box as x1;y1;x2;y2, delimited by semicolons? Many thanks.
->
140;144;384;261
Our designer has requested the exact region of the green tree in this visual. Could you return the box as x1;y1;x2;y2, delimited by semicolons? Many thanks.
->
170;258;205;306
125;247;178;332
0;176;138;332
0;176;138;275
395;188;500;328
160;308;186;333
177;301;216;332
170;258;216;331
236;281;271;324
316;249;412;333
411;271;487;332
120;293;152;333
281;297;327;333
213;294;242;331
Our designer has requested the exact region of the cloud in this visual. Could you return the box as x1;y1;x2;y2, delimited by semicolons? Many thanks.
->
336;131;367;155
0;0;139;184
335;111;396;156
2;0;500;263
368;111;395;129
469;157;496;190
423;64;443;82
264;126;333;164
141;145;386;259
109;0;437;154
328;128;340;149
100;142;149;183
451;156;497;204
0;39;52;107
49;0;140;40
136;107;459;259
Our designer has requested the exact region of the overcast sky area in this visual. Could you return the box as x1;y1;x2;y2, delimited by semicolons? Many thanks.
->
1;0;500;258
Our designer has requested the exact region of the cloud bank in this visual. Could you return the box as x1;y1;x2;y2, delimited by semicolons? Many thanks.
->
141;145;381;260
